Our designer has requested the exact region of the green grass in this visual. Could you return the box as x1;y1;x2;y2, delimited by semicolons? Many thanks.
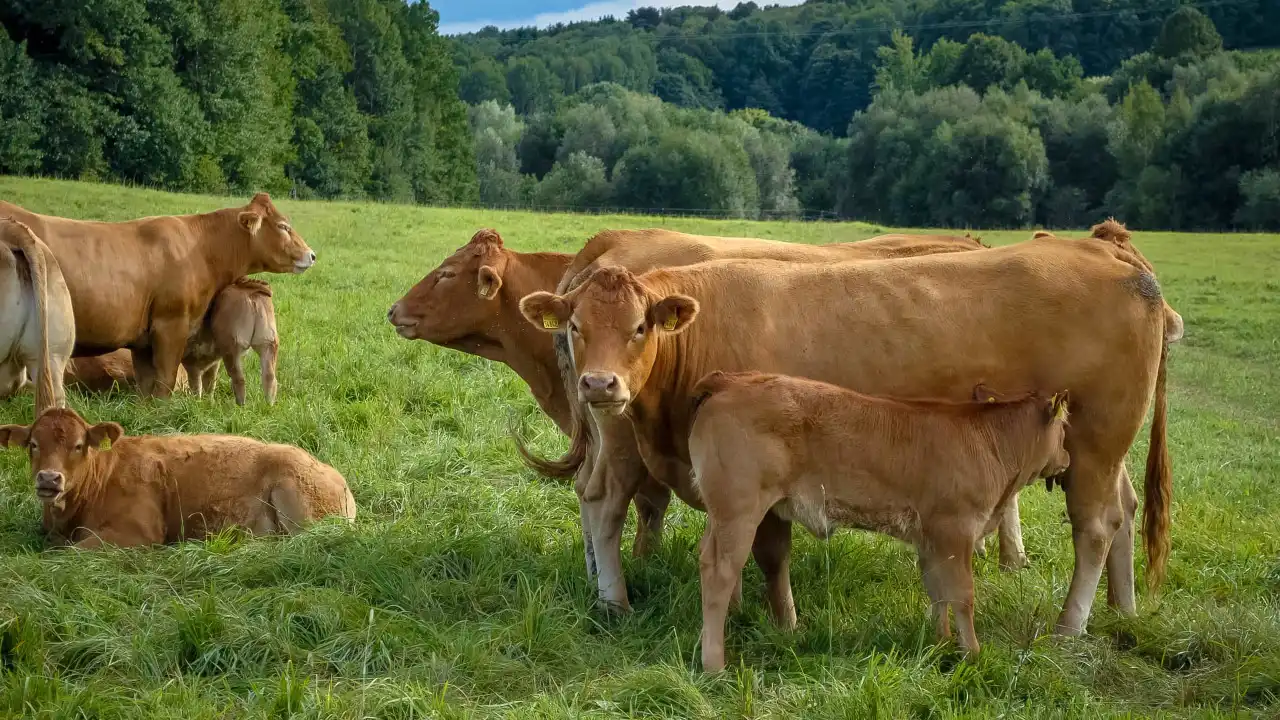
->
0;176;1277;718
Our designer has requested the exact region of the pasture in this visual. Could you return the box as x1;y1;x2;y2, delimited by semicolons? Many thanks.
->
0;176;1278;718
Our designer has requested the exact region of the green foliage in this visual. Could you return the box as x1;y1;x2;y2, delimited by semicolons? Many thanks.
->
1235;169;1280;230
613;128;759;216
533;151;612;208
0;0;475;202
1154;6;1223;61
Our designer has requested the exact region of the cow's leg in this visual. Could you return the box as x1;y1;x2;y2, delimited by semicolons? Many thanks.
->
752;510;796;630
0;361;25;399
1056;452;1125;636
922;521;981;655
631;477;671;558
201;364;219;397
224;351;247;406
997;493;1030;571
183;360;204;397
583;458;641;611
700;511;765;673
1106;463;1138;616
257;341;278;405
574;447;598;580
148;318;191;398
131;348;156;397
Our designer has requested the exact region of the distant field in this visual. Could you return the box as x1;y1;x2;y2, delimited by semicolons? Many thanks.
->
0;176;1277;718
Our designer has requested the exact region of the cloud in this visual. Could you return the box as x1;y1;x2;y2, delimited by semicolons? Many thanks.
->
439;0;807;36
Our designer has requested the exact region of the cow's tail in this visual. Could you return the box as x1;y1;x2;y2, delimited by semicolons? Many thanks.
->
2;218;58;417
1143;340;1172;590
514;330;587;479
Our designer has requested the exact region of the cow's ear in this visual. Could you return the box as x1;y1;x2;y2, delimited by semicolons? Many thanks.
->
238;211;263;234
650;294;699;334
86;422;124;449
0;425;30;448
519;292;569;332
477;265;503;300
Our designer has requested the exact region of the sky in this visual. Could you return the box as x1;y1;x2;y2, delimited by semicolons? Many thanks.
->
433;0;807;36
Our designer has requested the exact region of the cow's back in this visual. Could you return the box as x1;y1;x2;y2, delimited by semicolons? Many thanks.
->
639;238;1164;469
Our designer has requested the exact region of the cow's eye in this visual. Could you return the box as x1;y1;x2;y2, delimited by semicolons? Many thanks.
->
634;323;645;338
27;441;37;452
74;442;84;453
438;270;455;280
277;222;290;232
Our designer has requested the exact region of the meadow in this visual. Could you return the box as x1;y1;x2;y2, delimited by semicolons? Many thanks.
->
0;176;1277;718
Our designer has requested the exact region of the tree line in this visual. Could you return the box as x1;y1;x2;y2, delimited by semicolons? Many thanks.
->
0;0;476;204
462;4;1280;230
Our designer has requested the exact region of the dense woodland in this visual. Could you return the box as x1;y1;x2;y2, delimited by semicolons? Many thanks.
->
2;1;1279;229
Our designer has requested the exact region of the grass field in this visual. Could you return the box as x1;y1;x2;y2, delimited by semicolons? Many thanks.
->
0;176;1277;718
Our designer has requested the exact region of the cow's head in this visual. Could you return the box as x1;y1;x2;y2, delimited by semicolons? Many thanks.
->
0;408;123;506
387;229;509;345
519;267;698;414
238;193;316;274
1033;391;1072;481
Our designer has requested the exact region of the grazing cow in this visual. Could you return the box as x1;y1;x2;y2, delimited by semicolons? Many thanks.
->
390;228;994;564
65;350;192;393
519;233;1171;638
0;218;74;416
0;408;356;548
182;277;280;405
0;194;314;397
689;372;1071;670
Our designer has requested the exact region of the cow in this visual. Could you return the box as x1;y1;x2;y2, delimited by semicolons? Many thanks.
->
64;350;191;393
0;217;74;416
518;232;1171;639
182;277;280;405
689;371;1072;671
0;407;356;548
0;193;314;398
386;228;996;568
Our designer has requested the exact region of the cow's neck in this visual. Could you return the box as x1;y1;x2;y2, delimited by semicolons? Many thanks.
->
191;209;255;285
492;251;574;431
43;448;117;539
984;404;1046;490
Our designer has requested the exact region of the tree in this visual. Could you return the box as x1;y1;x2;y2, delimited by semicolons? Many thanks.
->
469;101;526;206
950;34;1027;93
613;129;758;216
458;56;510;105
1235;169;1280;230
874;30;925;94
0;35;43;175
507;57;560;115
534;151;612;208
1154;6;1223;61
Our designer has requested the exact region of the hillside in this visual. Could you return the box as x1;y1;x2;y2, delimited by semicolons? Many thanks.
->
1;177;1278;716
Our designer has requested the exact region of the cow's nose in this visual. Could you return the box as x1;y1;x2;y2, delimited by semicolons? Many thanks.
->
580;372;619;393
387;303;399;322
308;251;317;263
36;470;62;485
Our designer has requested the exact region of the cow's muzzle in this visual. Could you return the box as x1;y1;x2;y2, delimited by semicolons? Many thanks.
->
293;251;317;273
387;303;419;338
35;470;63;500
579;371;628;413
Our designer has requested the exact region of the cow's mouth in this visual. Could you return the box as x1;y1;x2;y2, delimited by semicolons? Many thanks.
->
588;400;627;415
34;485;60;500
292;261;313;274
393;321;419;338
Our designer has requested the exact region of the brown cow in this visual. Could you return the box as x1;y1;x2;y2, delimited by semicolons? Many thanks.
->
519;233;1171;637
182;277;280;405
389;228;993;568
689;372;1071;670
0;217;74;416
0;408;355;548
0;194;314;398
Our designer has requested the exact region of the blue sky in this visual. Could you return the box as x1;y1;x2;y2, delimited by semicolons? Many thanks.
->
433;0;806;35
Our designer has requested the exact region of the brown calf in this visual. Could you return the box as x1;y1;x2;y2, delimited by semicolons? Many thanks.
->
0;408;355;548
689;372;1071;671
183;277;280;405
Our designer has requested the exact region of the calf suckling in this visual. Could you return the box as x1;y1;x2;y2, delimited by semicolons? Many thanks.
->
0;408;355;548
182;277;280;405
688;371;1072;672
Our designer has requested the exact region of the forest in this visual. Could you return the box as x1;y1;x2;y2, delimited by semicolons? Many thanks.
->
2;0;1279;229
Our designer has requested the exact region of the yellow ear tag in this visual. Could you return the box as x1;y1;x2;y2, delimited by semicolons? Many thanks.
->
662;315;678;331
542;313;559;330
1052;394;1068;420
478;286;489;298
986;396;996;403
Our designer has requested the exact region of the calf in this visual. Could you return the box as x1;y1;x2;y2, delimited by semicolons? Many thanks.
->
65;350;189;393
0;217;74;415
0;408;355;548
689;372;1071;671
183;277;280;405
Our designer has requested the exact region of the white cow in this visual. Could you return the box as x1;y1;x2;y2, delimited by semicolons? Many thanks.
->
0;217;74;416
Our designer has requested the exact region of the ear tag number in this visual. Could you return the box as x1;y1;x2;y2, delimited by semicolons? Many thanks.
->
542;313;559;330
663;315;678;331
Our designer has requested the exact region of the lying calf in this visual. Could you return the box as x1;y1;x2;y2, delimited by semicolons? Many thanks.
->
183;277;280;405
65;350;189;393
689;371;1070;671
0;408;355;548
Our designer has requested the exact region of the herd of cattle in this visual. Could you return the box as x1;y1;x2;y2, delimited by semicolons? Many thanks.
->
0;194;1183;670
